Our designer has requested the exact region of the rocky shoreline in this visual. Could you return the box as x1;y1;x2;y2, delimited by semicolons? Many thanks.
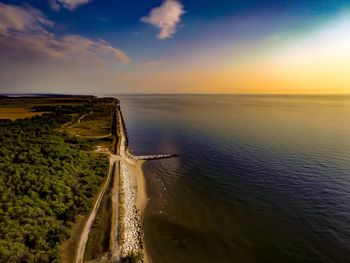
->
116;106;143;259
119;160;143;257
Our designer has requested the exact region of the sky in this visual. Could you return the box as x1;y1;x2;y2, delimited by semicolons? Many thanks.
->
0;0;350;94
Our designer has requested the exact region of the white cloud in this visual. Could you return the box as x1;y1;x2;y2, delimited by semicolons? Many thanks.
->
48;0;92;11
141;0;184;39
0;3;130;64
0;3;53;34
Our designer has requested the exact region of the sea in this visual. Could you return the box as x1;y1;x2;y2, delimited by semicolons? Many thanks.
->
117;95;350;263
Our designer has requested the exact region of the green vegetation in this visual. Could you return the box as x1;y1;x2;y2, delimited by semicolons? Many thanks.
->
65;103;115;137
84;163;114;261
122;251;144;263
0;102;110;262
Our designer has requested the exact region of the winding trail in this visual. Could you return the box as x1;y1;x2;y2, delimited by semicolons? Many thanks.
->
77;111;93;124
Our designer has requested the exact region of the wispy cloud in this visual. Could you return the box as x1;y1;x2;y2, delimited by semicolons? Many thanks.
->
141;0;185;39
48;0;92;11
0;3;130;64
0;3;53;33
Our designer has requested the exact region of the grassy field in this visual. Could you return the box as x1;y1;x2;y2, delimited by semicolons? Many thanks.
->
0;107;48;120
0;96;93;120
1;96;117;137
0;95;94;106
65;105;114;137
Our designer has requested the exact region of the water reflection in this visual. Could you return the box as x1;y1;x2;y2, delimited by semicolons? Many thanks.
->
118;95;350;263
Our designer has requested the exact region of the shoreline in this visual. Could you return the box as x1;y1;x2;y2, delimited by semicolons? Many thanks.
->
117;102;153;263
117;104;147;260
73;98;170;262
135;160;148;213
117;99;176;263
135;160;150;263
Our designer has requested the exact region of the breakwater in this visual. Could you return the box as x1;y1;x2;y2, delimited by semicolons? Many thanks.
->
117;100;177;161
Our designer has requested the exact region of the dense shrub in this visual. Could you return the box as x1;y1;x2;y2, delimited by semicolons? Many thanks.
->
0;110;109;262
121;252;144;263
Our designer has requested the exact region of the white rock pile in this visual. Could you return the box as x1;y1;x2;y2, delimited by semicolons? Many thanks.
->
119;159;141;257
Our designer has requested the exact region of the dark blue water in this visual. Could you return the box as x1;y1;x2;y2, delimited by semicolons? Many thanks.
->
118;95;350;263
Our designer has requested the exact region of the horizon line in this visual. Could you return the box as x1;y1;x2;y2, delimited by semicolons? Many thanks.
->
2;92;350;97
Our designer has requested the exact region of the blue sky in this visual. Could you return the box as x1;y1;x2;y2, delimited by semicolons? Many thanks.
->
1;0;350;94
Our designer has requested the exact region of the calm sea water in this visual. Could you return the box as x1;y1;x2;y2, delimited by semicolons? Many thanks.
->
118;95;350;263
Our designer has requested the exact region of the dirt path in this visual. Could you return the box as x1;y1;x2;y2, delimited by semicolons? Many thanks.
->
75;155;118;263
77;111;93;124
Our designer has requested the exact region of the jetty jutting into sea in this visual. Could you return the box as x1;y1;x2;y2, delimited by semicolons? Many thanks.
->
75;98;175;263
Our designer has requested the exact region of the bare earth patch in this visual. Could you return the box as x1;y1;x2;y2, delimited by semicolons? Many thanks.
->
0;107;47;120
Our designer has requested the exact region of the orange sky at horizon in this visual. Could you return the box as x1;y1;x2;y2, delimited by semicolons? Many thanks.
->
123;12;350;95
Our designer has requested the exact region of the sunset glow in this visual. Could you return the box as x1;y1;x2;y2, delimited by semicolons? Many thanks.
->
0;0;349;94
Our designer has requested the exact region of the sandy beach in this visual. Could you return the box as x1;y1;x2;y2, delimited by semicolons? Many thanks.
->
135;160;148;212
134;160;151;263
117;105;150;262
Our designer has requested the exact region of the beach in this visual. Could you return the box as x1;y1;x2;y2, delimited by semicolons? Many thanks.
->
135;160;150;263
72;100;153;262
116;104;151;262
